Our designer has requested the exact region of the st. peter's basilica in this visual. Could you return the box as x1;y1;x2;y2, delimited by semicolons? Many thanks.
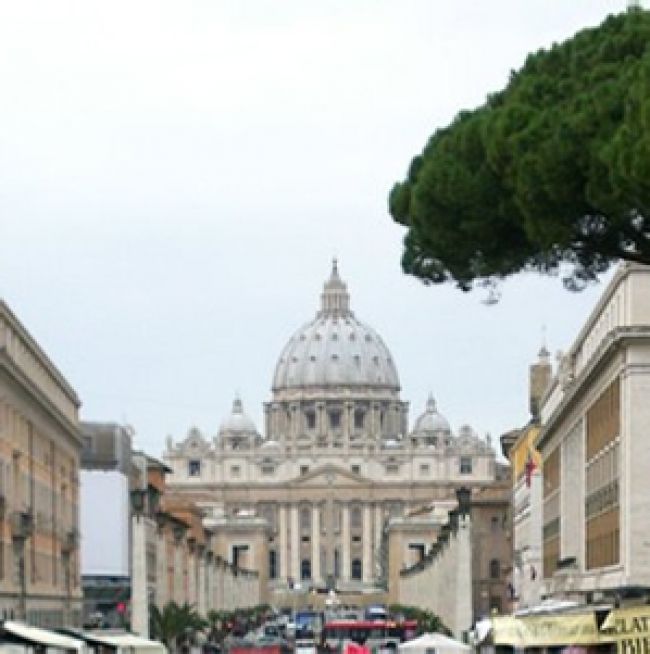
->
163;262;504;598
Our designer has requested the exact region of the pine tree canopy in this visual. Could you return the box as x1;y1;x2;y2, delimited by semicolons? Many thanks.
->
389;9;650;291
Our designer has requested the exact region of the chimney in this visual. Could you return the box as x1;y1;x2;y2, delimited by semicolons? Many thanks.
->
529;347;552;420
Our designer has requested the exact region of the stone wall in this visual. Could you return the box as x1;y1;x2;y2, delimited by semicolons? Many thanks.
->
397;515;472;638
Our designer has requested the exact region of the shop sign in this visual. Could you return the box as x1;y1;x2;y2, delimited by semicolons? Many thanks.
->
602;607;650;654
492;614;602;647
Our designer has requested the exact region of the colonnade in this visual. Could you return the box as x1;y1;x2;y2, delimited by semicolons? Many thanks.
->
131;514;261;638
265;400;409;445
274;501;381;586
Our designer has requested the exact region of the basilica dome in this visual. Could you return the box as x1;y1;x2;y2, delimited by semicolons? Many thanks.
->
272;261;400;391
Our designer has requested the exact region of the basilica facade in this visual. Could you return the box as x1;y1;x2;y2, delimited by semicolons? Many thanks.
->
163;262;502;598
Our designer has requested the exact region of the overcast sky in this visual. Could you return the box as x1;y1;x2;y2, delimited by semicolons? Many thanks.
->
0;1;637;457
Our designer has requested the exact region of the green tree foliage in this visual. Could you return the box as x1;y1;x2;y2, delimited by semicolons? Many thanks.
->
389;9;650;291
149;602;207;650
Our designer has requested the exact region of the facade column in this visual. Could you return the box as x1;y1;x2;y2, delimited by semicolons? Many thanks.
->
279;504;288;583
187;544;197;606
291;404;299;441
215;560;224;610
362;504;372;583
174;538;183;603
131;514;149;638
341;503;350;582
197;549;207;616
204;554;213;612
311;504;321;583
155;524;168;608
374;503;383;579
343;402;352;442
290;504;300;582
317;402;326;437
371;403;379;437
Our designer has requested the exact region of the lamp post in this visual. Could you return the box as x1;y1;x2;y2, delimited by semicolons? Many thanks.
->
130;487;149;638
456;487;471;517
61;528;78;626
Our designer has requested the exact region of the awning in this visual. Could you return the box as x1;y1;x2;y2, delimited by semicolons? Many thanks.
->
82;632;167;654
491;613;603;647
1;621;87;652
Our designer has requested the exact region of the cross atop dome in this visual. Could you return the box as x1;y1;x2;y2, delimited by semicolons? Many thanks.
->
319;258;352;317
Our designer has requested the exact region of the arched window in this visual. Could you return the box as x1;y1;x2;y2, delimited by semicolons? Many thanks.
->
351;558;362;580
301;558;311;580
490;558;501;579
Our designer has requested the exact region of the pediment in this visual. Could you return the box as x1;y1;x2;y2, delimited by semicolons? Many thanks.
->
291;464;369;487
178;427;211;455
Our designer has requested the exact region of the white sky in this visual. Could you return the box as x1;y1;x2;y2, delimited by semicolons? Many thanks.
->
0;1;637;457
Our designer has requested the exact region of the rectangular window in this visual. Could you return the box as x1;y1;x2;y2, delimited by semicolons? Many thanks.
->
460;457;472;474
420;464;430;475
230;465;241;477
262;465;275;476
386;464;399;474
586;507;620;570
188;460;201;477
543;445;561;578
351;465;360;474
586;377;620;459
354;410;365;429
300;465;309;476
305;410;316;430
269;550;277;579
329;410;341;429
584;378;621;570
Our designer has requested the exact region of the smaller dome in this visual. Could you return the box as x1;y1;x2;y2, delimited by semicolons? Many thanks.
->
219;396;257;435
412;394;451;434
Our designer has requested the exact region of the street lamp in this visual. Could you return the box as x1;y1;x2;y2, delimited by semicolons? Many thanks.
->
130;488;147;518
129;487;150;637
456;487;471;516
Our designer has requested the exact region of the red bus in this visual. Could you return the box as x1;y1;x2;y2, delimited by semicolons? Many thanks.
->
322;620;418;652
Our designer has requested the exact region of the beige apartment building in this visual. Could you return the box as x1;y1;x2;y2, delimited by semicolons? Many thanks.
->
537;263;650;602
0;299;83;627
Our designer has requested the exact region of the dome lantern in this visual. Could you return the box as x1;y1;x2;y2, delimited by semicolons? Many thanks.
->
318;258;351;318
